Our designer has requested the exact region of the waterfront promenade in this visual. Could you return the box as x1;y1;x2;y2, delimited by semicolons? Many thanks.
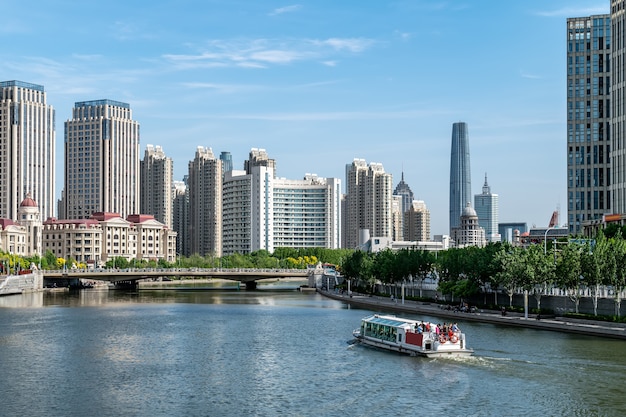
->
318;289;626;340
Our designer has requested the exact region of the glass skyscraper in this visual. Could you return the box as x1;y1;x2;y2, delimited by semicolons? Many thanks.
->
449;122;472;235
566;14;611;234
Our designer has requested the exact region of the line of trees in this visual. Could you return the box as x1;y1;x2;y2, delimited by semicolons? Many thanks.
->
339;233;626;318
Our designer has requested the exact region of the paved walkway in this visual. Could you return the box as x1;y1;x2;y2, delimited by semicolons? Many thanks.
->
318;289;626;340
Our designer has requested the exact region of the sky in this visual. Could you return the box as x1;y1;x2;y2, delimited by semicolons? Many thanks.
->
0;0;610;236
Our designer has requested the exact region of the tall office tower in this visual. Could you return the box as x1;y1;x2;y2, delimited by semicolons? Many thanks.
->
0;81;55;221
474;173;500;242
343;159;392;249
567;14;611;234
611;4;626;218
64;99;140;219
449;122;472;235
220;151;233;175
393;171;415;215
140;145;173;228
187;147;222;257
404;200;431;242
172;179;189;256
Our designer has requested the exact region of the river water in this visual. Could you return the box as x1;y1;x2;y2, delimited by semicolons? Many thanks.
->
0;284;624;417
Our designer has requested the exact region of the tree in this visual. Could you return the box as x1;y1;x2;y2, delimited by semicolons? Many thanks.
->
607;237;626;318
555;242;584;313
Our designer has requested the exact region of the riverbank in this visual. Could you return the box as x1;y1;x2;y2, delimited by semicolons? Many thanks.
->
318;289;626;340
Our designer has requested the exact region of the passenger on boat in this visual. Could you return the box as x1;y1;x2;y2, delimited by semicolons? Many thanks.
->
451;323;459;332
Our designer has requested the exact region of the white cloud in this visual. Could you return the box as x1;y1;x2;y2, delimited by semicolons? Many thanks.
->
162;37;375;70
269;5;302;16
535;5;608;18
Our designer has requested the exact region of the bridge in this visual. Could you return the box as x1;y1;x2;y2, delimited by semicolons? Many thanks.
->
43;268;310;290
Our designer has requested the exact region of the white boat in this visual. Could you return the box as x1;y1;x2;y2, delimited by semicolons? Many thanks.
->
352;314;473;358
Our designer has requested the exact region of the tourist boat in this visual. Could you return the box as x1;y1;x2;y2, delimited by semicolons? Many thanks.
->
352;314;473;358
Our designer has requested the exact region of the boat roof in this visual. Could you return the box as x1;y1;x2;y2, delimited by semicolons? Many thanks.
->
362;315;415;328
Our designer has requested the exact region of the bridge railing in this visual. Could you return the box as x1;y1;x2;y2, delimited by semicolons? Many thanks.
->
44;267;309;275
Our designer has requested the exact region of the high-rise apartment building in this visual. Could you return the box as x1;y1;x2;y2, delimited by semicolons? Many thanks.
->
64;99;140;219
0;80;55;221
343;159;392;249
612;3;626;217
449;122;472;235
222;150;341;254
474;173;500;242
567;14;611;234
172;179;189;257
140;145;173;228
391;195;403;241
187;147;222;257
404;200;431;242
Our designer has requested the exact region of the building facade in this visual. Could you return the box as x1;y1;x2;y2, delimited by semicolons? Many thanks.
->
474;173;500;242
612;2;626;216
449;122;472;235
404;200;431;242
172;179;189;257
343;159;392;249
187;147;222;257
140;145;173;228
567;14;612;234
451;203;486;248
64;99;140;219
0;80;56;221
42;212;176;266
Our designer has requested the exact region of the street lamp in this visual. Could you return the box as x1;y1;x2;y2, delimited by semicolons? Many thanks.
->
544;226;556;255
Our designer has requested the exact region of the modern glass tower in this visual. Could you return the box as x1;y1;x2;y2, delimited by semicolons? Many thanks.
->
0;81;56;221
567;14;611;234
449;122;472;235
474;173;499;242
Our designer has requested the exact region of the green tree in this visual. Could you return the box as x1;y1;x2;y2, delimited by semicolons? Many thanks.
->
555;242;584;313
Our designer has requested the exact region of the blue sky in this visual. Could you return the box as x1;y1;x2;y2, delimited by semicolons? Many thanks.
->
0;0;609;236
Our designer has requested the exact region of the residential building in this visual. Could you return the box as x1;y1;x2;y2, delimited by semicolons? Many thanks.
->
449;122;472;235
612;3;626;217
567;14;612;234
0;80;56;221
474;173;500;242
172;179;189;257
222;150;341;254
141;145;173;228
187;147;222;257
343;159;392;249
391;195;403;241
404;200;431;242
64;99;140;219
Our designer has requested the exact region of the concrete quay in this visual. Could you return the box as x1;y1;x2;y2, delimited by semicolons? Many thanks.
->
318;289;626;341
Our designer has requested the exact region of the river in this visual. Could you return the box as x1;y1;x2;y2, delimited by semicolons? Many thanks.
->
0;284;624;417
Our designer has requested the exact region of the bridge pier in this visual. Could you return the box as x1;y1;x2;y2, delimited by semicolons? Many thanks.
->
245;281;257;290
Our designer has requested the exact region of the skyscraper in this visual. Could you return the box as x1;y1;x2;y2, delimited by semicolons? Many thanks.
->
343;158;392;249
0;80;56;220
220;151;233;175
393;171;414;215
64;99;140;219
567;14;611;234
187;146;222;257
611;4;626;217
141;145;173;228
449;122;471;235
474;173;500;242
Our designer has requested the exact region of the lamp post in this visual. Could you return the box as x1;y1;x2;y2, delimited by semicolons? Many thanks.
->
544;226;556;255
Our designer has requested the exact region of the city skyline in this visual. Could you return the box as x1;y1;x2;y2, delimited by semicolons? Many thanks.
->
1;1;610;235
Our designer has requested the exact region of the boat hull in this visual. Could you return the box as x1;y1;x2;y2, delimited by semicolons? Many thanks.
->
355;335;473;358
